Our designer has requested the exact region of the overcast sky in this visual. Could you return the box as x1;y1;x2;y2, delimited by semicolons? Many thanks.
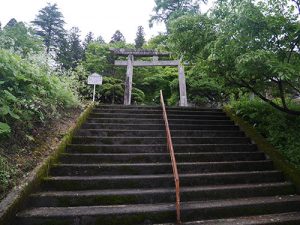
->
0;0;168;43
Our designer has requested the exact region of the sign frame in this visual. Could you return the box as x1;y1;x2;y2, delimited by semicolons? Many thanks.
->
87;73;103;102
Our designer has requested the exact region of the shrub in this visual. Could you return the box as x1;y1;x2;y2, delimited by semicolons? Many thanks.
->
0;156;16;192
0;49;79;137
229;98;300;167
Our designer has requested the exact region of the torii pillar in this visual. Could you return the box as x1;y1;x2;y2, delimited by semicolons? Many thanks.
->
124;54;134;105
111;49;188;107
178;63;188;107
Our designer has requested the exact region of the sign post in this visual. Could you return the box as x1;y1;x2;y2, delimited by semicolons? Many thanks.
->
88;73;103;102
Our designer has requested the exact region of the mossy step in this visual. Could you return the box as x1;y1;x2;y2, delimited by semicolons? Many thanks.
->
50;160;274;176
89;113;228;120
155;211;300;225
86;118;233;125
81;123;240;130
66;143;257;153
29;182;294;207
72;136;251;145
16;195;300;225
59;152;265;164
41;171;284;191
75;129;245;138
93;108;226;116
95;105;222;111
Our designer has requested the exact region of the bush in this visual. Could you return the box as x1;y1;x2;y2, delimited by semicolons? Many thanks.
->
0;156;16;192
229;98;300;168
0;49;79;137
73;65;145;104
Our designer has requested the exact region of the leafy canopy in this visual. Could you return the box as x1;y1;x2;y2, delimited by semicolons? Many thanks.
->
32;3;65;54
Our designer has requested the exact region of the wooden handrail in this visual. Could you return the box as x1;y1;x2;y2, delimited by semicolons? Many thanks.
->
160;90;181;224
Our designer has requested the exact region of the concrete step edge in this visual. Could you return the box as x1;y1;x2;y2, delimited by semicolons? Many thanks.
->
31;182;293;197
17;195;300;217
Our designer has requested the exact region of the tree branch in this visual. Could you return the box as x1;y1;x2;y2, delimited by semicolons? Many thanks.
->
229;76;300;116
278;80;287;109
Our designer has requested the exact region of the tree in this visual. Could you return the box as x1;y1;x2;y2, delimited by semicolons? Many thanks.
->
83;42;111;73
83;32;95;50
135;26;145;49
149;0;202;26
32;3;66;54
68;27;83;68
207;0;300;115
110;30;125;43
4;18;17;29
166;0;300;114
56;27;83;70
96;35;105;44
168;14;215;61
0;20;43;57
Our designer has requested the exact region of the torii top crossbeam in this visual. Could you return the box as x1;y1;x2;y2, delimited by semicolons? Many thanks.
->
111;48;188;106
110;48;171;57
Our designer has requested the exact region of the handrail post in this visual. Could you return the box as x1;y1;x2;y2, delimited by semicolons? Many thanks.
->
160;90;181;224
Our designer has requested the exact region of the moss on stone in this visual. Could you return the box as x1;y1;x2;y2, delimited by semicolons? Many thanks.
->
224;107;300;193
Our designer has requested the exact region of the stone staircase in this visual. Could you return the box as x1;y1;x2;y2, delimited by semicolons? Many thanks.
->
15;105;300;224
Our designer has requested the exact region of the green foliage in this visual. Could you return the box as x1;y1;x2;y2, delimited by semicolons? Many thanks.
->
82;43;111;74
230;98;300;167
0;156;16;191
0;123;11;136
188;71;226;106
135;26;145;49
57;27;84;70
32;3;66;54
100;77;124;104
134;67;178;105
110;30;126;43
149;0;202;26
83;32;95;50
0;21;43;57
144;34;169;52
73;65;145;104
0;49;79;138
166;0;300;114
168;14;215;61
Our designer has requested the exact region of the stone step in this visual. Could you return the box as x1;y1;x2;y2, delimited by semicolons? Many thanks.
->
59;152;265;164
41;171;283;191
71;136;251;145
66;144;258;153
81;123;239;130
155;211;300;225
85;118;233;125
92;108;226;115
89;112;228;120
50;160;274;176
75;129;245;137
28;182;294;207
94;105;222;111
16;195;300;225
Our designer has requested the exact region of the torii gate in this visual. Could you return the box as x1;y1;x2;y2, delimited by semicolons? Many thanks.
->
111;48;188;107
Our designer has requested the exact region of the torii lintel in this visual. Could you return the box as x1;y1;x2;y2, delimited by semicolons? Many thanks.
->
112;49;188;107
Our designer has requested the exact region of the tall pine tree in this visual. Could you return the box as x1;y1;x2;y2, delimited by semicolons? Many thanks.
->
110;30;125;43
96;35;105;44
83;32;94;50
32;3;65;54
57;27;83;70
135;26;145;49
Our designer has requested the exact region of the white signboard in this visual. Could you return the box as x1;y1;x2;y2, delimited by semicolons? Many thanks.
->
87;73;103;102
88;73;102;85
